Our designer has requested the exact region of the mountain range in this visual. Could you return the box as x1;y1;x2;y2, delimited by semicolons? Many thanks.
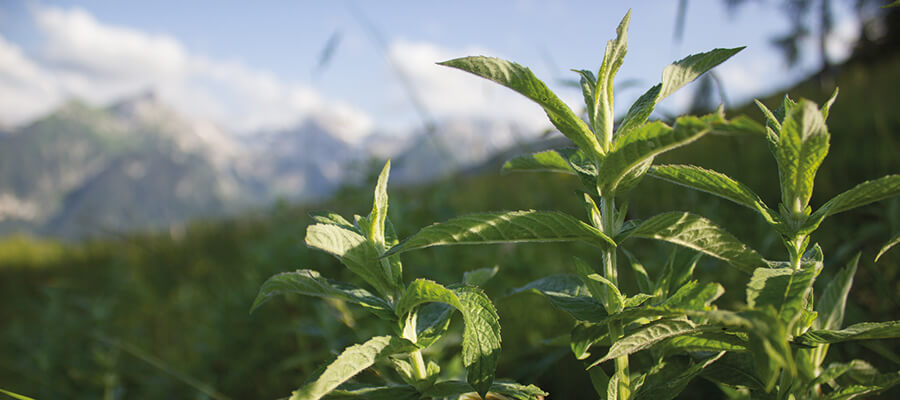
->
0;92;544;238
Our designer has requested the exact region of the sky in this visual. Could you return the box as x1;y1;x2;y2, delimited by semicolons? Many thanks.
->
0;1;865;143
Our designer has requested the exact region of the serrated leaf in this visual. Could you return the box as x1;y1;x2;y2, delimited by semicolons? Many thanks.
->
659;47;745;101
323;384;419;400
574;257;623;313
805;175;900;233
599;117;710;195
574;69;596;129
454;286;502;398
463;266;500;286
658;333;748;357
796;321;900;345
649;164;780;225
384;210;616;257
290;336;416;400
700;352;766;391
423;380;547;400
664;280;724;310
395;279;463;318
746;263;821;329
571;322;608;360
876;233;900;263
306;224;397;297
815;254;858;330
310;211;359;232
368;160;390;245
593;11;631;145
415;302;454;348
439;56;603;157
632;352;725;400
591;319;700;367
510;274;608;321
502;149;576;175
616;84;662;136
628;212;767;273
775;99;830;215
394;281;501;396
621;248;652;294
624;293;653;309
251;269;394;320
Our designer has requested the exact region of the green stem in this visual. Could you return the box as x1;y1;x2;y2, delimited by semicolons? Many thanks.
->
601;197;629;399
409;349;428;381
401;312;428;381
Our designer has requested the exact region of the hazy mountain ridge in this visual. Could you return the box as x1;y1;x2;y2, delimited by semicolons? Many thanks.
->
0;92;542;238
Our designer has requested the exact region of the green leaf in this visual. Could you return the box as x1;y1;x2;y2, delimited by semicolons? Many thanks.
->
393;281;501;397
306;224;396;297
322;384;419;400
624;293;654;309
884;0;900;8
439;56;603;157
649;164;780;225
502;149;576;175
422;380;547;400
384;210;616;257
821;87;839;120
591;319;700;367
574;69;596;129
368;160;390;245
571;322;608;360
700;352;766;391
658;333;748;357
454;286;503;399
745;263;821;328
621;248;652;294
663;280;724;310
463;266;500;286
309;211;359;232
628;212;767;274
775;99;830;215
805;175;900;232
796;321;900;345
632;352;725;400
876;233;900;263
593;11;631;145
415;302;454;348
251;270;394;320
395;279;463;318
0;389;35;400
615;84;662;136
599;116;710;195
574;257;624;313
510;274;608;321
659;47;745;101
815;254;859;330
290;336;416;400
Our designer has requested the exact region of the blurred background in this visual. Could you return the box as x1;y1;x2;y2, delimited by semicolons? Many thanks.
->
1;1;899;398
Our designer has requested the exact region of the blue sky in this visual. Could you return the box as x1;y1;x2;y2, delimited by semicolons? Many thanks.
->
0;1;863;142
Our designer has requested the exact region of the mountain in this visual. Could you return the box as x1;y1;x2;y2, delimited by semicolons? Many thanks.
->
0;92;544;239
391;118;541;184
0;93;252;238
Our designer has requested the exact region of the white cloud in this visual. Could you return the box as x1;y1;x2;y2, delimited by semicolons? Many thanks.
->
387;39;552;133
0;5;372;142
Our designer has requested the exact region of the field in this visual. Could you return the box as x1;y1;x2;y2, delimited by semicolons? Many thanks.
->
1;53;899;399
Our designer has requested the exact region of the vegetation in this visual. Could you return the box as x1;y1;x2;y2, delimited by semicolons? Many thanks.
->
2;10;900;400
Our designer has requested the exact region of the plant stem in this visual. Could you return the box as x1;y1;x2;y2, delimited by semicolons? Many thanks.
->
402;312;428;381
601;197;629;399
409;349;428;381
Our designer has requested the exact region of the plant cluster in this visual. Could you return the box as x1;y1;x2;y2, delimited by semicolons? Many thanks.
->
254;11;900;400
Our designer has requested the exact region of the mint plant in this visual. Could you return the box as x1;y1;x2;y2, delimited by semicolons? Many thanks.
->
384;11;773;400
647;93;900;399
252;161;546;400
